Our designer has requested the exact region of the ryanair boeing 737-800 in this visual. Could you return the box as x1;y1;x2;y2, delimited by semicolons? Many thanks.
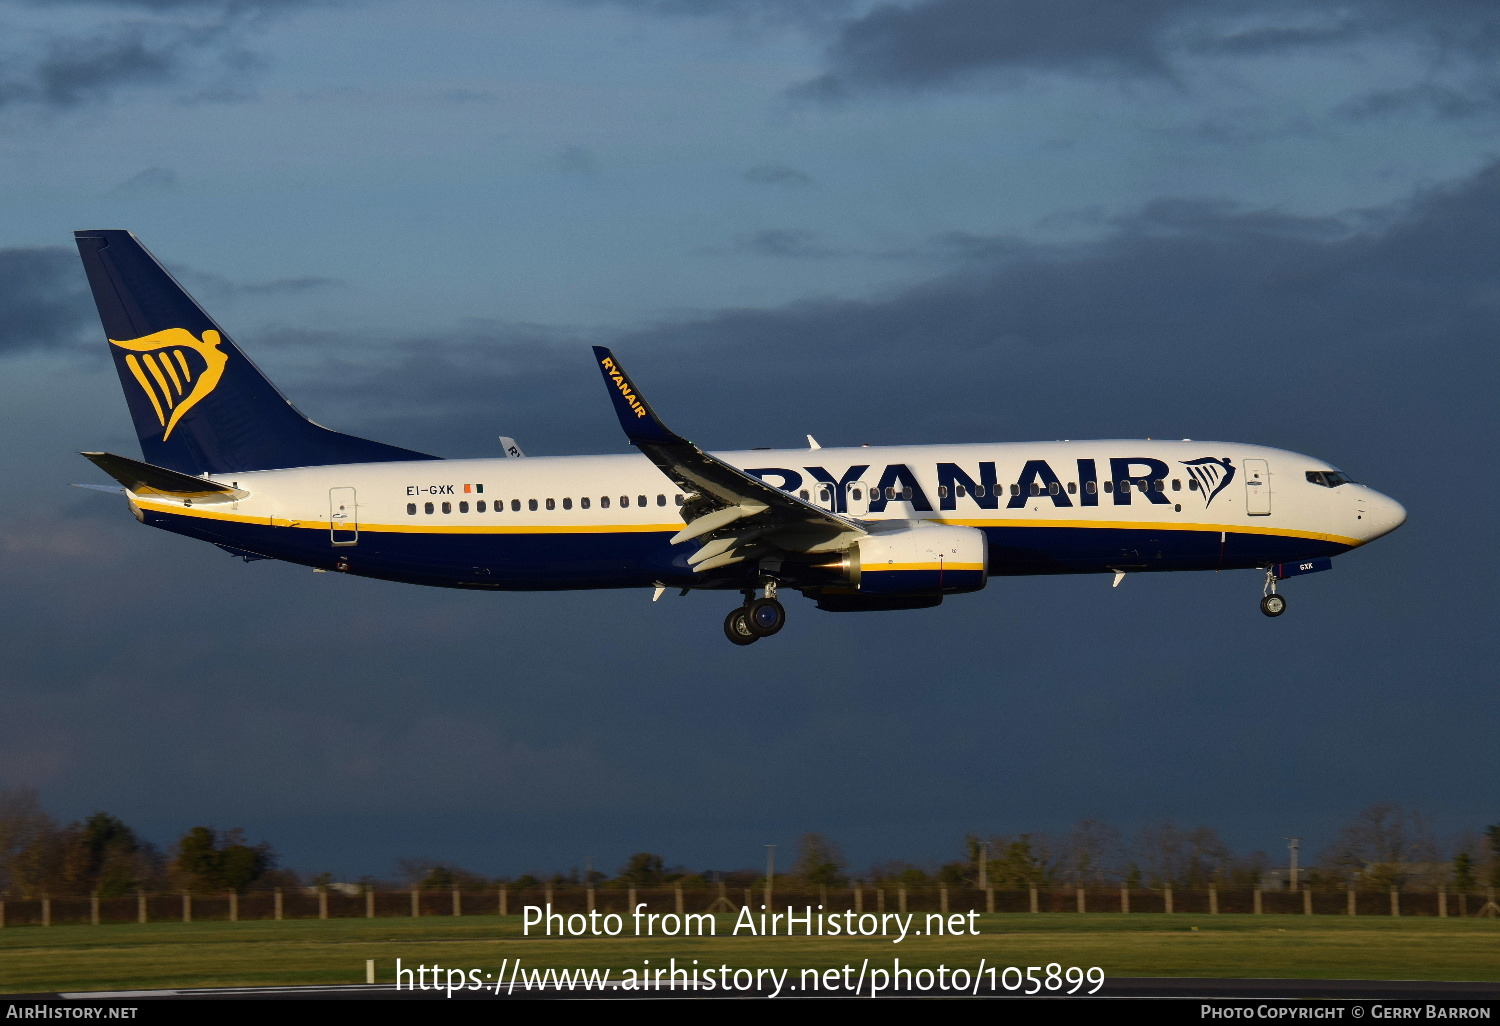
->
75;230;1406;644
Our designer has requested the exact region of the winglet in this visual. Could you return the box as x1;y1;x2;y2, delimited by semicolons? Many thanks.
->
591;346;682;446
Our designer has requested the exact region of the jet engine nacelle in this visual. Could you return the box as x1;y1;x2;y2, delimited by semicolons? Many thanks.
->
852;521;988;595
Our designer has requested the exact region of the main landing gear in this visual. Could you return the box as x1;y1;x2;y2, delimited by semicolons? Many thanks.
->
723;582;787;645
1260;568;1287;617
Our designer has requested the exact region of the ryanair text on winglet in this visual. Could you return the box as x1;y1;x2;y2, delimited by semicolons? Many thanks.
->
600;356;648;418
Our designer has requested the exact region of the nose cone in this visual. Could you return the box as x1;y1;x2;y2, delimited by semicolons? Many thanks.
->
1359;489;1407;543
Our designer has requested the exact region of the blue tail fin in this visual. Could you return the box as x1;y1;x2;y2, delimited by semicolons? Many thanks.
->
74;230;437;475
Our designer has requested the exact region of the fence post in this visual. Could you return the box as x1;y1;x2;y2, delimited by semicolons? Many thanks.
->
939;884;949;914
452;888;462;917
43;896;52;927
137;889;147;924
1389;887;1399;917
499;886;508;917
877;888;885;915
1209;886;1218;915
1;896;6;928
1164;885;1173;914
628;887;637;914
1076;887;1085;914
545;883;555;911
1253;888;1262;915
854;886;863;914
1347;885;1356;916
229;890;238;923
410;888;420;917
1028;885;1038;914
274;888;283;921
1120;886;1129;914
743;888;752;911
91;892;101;926
1302;887;1312;915
318;885;329;920
820;884;828;910
1438;888;1447;918
986;887;994;914
675;884;684;916
899;886;908;915
181;891;191;923
366;887;375;919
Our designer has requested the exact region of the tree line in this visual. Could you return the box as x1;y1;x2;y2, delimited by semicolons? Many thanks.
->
2;789;1494;896
0;788;278;897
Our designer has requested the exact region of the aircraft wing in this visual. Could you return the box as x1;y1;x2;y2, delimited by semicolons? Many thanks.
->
592;347;864;574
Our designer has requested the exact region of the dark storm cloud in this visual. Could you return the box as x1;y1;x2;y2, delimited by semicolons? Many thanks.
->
0;248;93;354
802;0;1500;100
253;160;1499;464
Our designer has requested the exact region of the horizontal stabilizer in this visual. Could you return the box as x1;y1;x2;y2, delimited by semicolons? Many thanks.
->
80;451;247;502
71;483;126;495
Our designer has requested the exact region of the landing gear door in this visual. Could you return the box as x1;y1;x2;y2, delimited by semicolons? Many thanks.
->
844;480;872;518
330;487;358;546
1244;459;1271;515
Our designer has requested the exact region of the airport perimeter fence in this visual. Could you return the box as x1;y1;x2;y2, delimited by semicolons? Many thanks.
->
1;884;1497;927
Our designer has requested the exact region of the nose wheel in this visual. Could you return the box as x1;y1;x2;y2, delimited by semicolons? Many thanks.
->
723;584;787;645
1260;569;1287;617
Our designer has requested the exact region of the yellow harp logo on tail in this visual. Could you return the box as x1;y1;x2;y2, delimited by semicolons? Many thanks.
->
109;328;229;440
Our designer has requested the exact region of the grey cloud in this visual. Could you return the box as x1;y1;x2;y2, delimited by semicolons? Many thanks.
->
109;167;181;195
0;248;93;355
0;0;312;112
554;145;601;176
731;228;843;259
744;164;816;187
802;0;1500;100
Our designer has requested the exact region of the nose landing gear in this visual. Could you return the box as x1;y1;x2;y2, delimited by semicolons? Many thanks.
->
722;582;788;645
1260;568;1287;617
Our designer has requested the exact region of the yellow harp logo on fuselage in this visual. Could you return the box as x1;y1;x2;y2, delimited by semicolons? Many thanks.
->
109;328;229;440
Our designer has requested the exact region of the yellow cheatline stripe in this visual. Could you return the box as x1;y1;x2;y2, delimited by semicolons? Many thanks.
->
937;517;1359;548
124;355;166;425
867;563;985;573
131;499;1359;546
131;498;683;533
142;353;176;409
158;349;185;395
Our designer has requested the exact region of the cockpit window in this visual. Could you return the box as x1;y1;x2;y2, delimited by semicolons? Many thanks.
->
1306;470;1356;488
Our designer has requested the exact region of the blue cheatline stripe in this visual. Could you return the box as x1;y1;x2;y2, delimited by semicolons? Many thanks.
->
139;506;1352;592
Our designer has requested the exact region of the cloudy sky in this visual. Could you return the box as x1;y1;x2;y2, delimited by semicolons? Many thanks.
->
2;0;1496;881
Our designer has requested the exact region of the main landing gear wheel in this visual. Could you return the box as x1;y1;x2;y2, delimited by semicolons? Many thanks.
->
724;607;759;645
1260;593;1287;617
745;597;786;637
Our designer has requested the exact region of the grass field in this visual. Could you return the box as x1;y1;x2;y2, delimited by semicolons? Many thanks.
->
2;914;1498;994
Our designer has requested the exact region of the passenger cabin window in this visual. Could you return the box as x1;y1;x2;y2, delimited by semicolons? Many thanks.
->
620;496;629;507
1086;481;1097;494
1010;484;1020;496
546;498;556;510
528;499;538;511
562;498;572;510
1103;481;1113;493
424;502;434;514
1171;479;1181;491
638;495;647;507
675;494;685;506
1067;482;1076;494
1188;480;1199;491
441;502;451;513
657;494;666;506
512;499;522;511
937;486;949;499
602;497;611;508
459;501;469;513
800;490;810;500
1048;482;1059;495
407;503;417;515
581;498;590;509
